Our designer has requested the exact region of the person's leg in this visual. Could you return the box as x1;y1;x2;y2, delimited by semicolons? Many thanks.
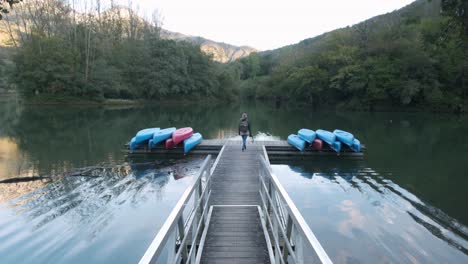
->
242;135;247;151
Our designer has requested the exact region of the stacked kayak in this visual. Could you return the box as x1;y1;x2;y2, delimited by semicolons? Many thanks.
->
333;129;361;152
317;129;341;153
311;138;323;150
172;127;193;145
298;129;316;143
331;140;342;153
316;129;336;145
288;134;306;151
333;129;353;146
288;128;316;151
129;126;202;154
149;127;176;149
165;127;194;151
287;128;362;153
184;133;203;153
351;139;361;152
130;127;159;153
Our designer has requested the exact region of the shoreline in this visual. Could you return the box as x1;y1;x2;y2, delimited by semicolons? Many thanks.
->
2;94;465;113
12;96;231;107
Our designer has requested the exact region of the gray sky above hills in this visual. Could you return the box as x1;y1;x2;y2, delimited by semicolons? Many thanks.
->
111;0;415;50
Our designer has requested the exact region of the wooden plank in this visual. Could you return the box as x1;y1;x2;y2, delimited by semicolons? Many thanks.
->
199;144;270;263
200;206;270;264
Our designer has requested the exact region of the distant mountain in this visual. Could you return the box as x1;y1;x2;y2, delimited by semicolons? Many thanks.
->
160;29;257;63
96;6;258;62
100;6;257;62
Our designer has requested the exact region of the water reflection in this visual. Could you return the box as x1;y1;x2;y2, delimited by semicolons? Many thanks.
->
0;157;203;264
0;99;467;262
273;160;468;263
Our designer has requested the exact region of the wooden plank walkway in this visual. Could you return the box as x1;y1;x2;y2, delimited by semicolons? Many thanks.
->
200;142;271;263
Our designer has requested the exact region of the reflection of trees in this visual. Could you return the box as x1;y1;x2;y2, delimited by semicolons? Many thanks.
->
0;179;49;203
3;101;468;225
269;110;468;225
0;96;22;136
2;103;240;176
0;156;203;264
8;157;201;235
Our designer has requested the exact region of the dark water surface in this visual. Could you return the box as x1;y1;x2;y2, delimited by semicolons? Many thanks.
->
0;99;467;263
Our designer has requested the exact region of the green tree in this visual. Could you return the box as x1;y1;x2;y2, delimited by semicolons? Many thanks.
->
441;0;467;34
9;0;237;102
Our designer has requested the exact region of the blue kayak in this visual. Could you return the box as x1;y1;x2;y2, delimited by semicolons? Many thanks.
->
316;129;336;145
287;134;306;151
298;128;316;143
333;129;354;146
149;127;176;149
129;137;145;153
129;137;137;153
135;128;159;144
351;138;361;152
184;133;203;153
331;141;341;153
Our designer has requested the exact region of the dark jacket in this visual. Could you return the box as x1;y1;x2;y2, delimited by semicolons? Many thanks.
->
238;117;252;136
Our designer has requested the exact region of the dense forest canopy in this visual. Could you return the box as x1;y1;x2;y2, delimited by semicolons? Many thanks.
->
232;0;467;111
1;0;237;101
0;0;466;111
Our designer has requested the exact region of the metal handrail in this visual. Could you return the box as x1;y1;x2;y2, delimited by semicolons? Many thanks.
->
139;154;213;264
259;147;333;264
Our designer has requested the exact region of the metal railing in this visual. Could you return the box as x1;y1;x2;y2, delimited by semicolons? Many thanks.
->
259;146;333;264
139;146;225;264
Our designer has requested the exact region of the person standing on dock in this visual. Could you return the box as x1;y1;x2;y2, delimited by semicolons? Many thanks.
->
238;112;252;152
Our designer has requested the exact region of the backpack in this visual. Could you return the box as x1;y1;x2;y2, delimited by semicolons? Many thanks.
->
239;120;249;133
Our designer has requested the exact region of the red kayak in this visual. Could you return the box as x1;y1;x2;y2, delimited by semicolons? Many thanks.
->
165;138;175;149
172;127;193;145
311;138;323;150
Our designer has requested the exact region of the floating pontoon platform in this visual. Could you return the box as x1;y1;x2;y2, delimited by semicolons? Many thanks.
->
126;139;365;158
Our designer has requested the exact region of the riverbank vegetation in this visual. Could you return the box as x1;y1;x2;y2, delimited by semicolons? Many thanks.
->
2;0;237;102
233;0;467;112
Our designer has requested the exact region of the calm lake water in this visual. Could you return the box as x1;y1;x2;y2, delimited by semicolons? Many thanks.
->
0;99;467;263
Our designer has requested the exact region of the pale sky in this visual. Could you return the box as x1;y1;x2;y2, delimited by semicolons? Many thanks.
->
116;0;416;50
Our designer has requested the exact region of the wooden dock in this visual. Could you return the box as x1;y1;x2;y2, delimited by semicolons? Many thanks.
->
138;141;333;264
199;143;271;263
128;139;365;158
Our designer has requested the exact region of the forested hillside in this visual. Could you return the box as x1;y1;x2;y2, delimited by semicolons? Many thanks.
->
1;0;466;111
233;0;467;111
1;0;238;102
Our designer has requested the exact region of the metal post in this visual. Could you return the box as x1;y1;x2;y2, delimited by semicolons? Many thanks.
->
198;175;204;214
295;232;304;264
167;230;176;264
282;215;293;262
271;187;280;264
191;185;199;264
267;175;273;215
257;153;333;264
177;217;188;262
